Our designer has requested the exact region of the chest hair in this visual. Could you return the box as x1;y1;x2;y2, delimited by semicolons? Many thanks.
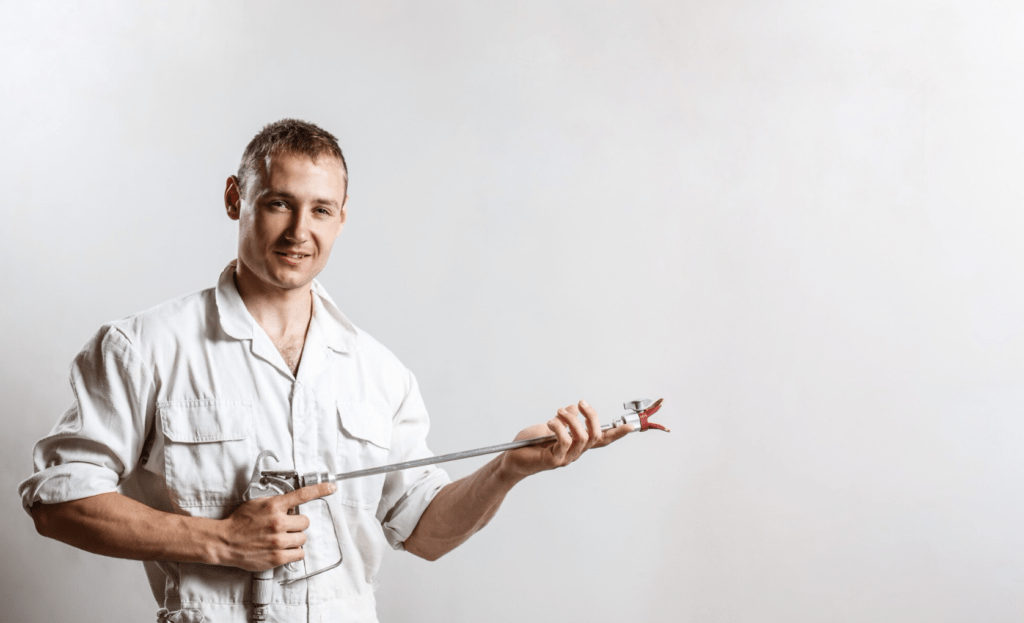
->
274;335;306;376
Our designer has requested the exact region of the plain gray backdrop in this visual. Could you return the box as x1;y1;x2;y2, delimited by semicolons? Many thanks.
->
2;1;1022;622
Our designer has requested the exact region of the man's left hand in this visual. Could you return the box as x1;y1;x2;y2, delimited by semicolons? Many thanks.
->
498;399;632;481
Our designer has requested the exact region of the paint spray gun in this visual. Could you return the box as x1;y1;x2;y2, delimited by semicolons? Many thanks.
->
243;398;668;622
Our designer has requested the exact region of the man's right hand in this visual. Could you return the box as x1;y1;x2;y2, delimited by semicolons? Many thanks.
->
218;482;336;572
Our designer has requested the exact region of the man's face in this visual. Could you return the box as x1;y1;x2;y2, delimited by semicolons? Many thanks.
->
226;152;348;294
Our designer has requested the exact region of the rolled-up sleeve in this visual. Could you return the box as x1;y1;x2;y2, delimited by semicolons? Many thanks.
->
376;370;451;549
19;324;155;513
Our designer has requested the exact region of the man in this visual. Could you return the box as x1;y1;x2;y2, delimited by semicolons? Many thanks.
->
19;119;630;623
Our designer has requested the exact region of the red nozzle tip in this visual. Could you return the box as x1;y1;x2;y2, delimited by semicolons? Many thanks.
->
638;398;669;432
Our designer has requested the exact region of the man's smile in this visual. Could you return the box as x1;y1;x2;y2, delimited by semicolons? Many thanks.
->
274;250;311;265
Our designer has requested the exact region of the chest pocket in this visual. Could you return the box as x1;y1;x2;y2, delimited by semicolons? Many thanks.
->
159;400;254;513
336;402;392;509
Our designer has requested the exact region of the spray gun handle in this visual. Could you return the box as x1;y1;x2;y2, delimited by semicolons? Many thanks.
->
244;450;345;620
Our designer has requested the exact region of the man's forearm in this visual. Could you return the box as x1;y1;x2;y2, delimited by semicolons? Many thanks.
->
403;454;525;561
30;482;336;572
30;492;229;565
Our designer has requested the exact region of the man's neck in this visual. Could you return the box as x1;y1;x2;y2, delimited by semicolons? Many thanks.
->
232;265;313;343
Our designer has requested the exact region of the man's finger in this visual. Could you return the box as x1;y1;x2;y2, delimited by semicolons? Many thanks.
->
578;399;601;447
263;529;308;552
275;512;311;533
593;423;632;448
557;406;589;461
558;406;588;443
547;417;571;462
275;546;307;567
277;482;337;509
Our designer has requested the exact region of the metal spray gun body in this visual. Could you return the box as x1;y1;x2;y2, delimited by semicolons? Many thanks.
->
242;454;344;622
242;398;667;622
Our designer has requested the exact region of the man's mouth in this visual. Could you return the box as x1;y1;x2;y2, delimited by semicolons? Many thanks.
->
275;251;311;263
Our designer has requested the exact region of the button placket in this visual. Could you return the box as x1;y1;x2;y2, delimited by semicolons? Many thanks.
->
291;382;316;472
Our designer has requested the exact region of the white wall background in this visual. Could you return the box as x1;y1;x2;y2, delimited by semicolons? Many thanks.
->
1;1;1022;622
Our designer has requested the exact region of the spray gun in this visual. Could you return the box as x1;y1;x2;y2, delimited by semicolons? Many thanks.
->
243;398;668;622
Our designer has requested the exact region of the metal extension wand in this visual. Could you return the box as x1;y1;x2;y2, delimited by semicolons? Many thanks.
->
329;397;667;483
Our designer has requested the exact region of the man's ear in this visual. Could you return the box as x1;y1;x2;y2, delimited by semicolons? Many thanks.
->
225;176;243;220
340;195;349;225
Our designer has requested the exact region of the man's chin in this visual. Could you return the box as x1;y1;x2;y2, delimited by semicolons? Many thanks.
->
271;276;314;291
269;267;321;291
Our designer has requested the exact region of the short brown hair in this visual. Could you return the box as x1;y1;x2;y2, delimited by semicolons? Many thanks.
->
237;119;348;197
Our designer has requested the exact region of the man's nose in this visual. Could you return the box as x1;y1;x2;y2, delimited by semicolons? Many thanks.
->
284;209;311;242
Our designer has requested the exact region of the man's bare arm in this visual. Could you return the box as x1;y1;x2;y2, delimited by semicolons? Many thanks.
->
30;483;336;571
403;400;631;561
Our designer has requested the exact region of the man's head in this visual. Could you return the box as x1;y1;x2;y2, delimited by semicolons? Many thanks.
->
225;119;349;295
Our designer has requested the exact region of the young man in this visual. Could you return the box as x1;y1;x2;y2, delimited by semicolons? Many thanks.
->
20;119;630;623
